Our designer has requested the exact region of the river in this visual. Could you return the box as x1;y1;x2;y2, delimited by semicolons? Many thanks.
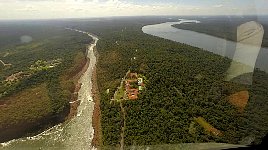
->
1;18;267;150
142;19;268;72
0;29;98;150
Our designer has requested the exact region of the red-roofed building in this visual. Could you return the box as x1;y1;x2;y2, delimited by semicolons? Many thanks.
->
125;72;145;100
127;89;139;100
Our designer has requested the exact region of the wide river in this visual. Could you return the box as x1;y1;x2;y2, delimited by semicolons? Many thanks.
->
0;29;98;150
142;19;268;72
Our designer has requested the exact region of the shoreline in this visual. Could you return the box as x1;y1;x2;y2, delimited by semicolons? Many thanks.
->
171;24;268;49
65;29;101;148
91;46;102;148
0;58;89;144
0;57;89;144
0;30;100;147
65;57;90;120
0;30;97;146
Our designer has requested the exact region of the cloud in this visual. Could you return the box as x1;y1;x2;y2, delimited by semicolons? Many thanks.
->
213;4;223;8
0;0;267;20
16;5;38;12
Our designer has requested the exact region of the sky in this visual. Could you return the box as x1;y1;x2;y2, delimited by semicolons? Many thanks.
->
0;0;268;20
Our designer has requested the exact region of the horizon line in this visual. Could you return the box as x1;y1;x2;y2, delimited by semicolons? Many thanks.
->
1;14;268;22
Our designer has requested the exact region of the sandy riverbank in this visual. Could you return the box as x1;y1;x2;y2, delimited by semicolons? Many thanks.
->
91;46;102;148
91;66;102;148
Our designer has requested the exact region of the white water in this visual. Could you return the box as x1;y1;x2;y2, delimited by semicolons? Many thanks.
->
0;29;98;150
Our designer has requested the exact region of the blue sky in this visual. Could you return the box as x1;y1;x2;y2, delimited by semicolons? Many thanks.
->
0;0;267;20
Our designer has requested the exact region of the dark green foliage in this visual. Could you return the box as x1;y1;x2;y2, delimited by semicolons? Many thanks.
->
0;22;92;131
1;17;268;146
47;74;70;115
89;18;268;146
0;23;91;99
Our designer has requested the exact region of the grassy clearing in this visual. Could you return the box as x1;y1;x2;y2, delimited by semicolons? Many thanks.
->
194;117;222;136
227;91;249;112
114;82;125;101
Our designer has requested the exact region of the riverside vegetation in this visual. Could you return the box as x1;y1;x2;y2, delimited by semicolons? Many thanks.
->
0;22;92;142
1;17;268;147
75;17;268;147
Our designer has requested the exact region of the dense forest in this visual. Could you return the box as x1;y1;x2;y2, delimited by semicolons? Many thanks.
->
0;22;92;142
172;16;268;47
1;16;268;148
71;17;268;147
